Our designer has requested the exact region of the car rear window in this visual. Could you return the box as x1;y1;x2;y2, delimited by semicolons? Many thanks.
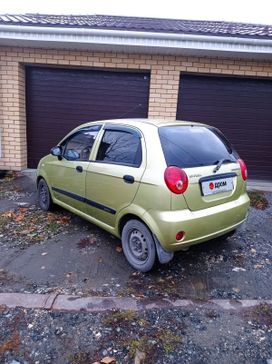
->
159;125;238;168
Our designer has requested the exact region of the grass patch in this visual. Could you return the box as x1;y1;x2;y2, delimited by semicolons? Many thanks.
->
248;191;269;210
127;329;182;357
103;310;138;326
157;330;182;353
67;352;92;364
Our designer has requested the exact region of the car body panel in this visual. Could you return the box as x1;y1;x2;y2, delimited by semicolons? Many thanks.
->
83;124;147;227
47;158;88;212
174;164;245;211
143;192;249;251
85;161;145;227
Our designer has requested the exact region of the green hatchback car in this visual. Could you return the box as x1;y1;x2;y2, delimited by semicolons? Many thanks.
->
37;119;250;272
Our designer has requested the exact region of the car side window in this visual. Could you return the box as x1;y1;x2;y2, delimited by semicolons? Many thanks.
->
96;129;142;167
62;126;101;161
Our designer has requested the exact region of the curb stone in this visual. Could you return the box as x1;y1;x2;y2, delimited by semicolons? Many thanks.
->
0;293;272;312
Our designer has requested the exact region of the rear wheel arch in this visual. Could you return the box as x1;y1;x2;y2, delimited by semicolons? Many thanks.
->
118;213;144;236
118;212;157;237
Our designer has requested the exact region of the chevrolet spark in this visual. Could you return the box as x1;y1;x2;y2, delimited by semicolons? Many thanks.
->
37;119;250;272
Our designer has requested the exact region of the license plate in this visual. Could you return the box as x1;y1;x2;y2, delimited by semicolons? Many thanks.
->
201;177;234;196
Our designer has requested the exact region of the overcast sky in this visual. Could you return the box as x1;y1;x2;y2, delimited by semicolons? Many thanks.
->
0;0;271;25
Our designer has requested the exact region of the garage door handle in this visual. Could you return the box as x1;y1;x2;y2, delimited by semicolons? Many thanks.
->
123;175;134;184
76;166;83;173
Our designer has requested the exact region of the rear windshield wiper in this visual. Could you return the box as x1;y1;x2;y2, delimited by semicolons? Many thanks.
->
213;158;235;173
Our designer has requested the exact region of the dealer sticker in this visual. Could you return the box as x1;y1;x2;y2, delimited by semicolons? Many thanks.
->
201;177;233;196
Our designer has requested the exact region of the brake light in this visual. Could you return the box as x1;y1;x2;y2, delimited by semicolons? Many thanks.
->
238;159;248;181
164;166;188;194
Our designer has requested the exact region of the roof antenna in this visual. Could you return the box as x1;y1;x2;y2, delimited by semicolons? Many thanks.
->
118;103;142;118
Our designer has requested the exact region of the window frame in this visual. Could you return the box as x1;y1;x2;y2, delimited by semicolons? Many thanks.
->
94;125;143;168
60;125;102;162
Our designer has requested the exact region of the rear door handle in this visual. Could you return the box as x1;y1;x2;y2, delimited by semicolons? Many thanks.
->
123;175;134;184
76;166;83;173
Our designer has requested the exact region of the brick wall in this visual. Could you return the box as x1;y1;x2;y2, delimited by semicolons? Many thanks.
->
0;46;272;170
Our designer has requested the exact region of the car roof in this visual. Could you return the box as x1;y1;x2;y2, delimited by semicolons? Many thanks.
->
79;118;208;130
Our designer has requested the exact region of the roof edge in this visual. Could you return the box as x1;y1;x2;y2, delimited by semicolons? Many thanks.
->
0;24;272;58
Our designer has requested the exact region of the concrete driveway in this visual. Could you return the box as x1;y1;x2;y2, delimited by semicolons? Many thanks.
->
0;171;271;300
1;171;272;364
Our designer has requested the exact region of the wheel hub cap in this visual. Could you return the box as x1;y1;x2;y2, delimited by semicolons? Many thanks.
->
129;229;148;261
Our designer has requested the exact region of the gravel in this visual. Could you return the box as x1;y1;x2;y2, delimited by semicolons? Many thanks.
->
0;304;272;363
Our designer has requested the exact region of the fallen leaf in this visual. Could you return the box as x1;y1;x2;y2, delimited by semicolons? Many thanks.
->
100;357;116;364
15;214;25;222
251;248;257;254
57;216;71;225
232;287;241;293
232;267;246;272
116;246;123;253
3;211;14;218
136;294;146;299
19;229;34;235
47;212;56;221
134;349;146;364
77;236;97;249
254;264;263;269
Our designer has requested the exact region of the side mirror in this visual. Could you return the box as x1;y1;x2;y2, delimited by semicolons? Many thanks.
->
50;146;62;157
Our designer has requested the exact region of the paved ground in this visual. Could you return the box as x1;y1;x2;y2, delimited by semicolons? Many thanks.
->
0;172;271;300
0;171;272;363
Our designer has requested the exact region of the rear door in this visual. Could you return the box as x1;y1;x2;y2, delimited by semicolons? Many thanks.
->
159;124;242;211
85;125;146;227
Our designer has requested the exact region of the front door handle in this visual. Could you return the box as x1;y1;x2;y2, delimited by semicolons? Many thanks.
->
123;175;134;184
76;166;83;173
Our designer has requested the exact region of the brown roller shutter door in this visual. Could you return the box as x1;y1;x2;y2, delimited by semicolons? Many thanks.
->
26;66;150;168
177;74;272;180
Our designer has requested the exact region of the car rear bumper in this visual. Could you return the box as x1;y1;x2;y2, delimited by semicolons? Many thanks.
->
143;193;250;252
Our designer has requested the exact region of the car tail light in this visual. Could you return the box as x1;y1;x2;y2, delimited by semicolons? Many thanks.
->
176;231;185;241
238;159;248;181
164;166;188;194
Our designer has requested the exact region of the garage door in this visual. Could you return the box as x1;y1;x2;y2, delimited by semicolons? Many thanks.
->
26;66;150;168
177;74;272;180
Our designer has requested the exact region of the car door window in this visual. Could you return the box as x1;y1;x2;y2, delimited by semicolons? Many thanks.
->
96;129;142;167
62;126;101;161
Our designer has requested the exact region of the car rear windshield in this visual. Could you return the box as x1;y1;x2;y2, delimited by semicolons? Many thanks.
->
159;125;238;168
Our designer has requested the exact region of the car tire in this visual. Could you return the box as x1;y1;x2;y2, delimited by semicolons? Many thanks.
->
121;219;156;272
38;178;53;211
